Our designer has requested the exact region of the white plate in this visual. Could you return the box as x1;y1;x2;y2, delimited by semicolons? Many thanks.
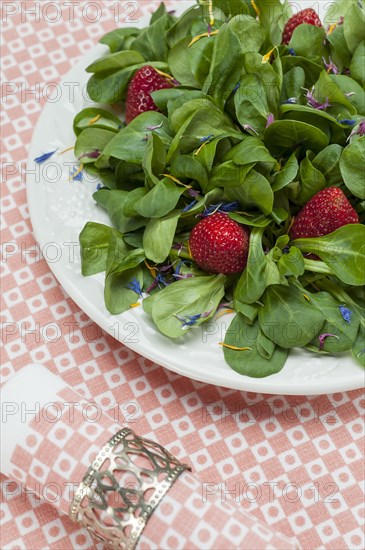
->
26;3;364;395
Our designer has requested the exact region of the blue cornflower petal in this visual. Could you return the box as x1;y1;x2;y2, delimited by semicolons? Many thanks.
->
182;200;197;213
176;314;202;328
219;201;241;213
338;119;356;125
199;134;214;143
71;167;83;181
339;305;352;323
126;278;143;296
199;201;240;217
34;149;58;164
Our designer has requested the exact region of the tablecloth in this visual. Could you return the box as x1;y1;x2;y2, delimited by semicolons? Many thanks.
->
1;1;364;549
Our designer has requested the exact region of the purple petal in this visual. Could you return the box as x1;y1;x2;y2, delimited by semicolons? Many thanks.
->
319;333;339;350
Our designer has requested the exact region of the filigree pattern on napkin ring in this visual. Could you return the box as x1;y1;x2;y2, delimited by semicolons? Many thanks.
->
69;428;190;550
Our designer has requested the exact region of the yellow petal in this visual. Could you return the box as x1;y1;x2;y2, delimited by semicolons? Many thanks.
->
59;145;75;155
219;343;252;351
154;68;175;81
162;173;191;188
215;309;235;320
262;47;275;64
88;114;101;125
70;163;83;181
188;29;219;47
251;0;260;17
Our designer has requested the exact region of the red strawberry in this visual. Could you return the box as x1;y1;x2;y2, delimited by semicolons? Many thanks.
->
189;212;250;275
290;187;359;240
282;8;322;45
125;65;174;124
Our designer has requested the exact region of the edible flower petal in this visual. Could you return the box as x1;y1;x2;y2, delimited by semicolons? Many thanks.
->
323;57;339;74
305;87;331;110
339;305;352;323
126;278;143;296
318;333;339;350
182;200;197;213
70;164;83;181
34;149;58;164
266;113;275;128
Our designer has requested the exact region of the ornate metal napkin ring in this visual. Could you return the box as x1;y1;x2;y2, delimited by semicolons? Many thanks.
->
69;428;190;549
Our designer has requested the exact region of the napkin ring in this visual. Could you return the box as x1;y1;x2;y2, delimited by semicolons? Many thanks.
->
69;428;190;549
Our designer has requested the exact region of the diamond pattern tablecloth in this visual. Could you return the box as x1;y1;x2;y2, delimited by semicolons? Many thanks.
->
1;1;364;549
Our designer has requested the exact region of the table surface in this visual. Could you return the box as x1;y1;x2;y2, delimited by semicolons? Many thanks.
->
1;2;364;549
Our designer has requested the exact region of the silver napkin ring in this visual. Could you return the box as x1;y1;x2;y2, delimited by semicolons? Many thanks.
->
69;428;190;549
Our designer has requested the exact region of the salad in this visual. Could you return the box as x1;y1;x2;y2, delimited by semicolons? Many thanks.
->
73;0;365;378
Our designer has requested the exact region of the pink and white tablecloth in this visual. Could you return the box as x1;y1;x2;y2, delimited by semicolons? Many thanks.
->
1;1;364;549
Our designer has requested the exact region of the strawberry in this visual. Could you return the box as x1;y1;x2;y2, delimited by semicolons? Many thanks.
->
290;187;359;240
189;212;250;275
282;8;322;45
125;65;174;124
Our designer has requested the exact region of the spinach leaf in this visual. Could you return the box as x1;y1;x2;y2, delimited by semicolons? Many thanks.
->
313;70;356;115
343;3;365;54
327;24;352;71
293;224;365;286
281;66;306;104
281;55;322;87
222;315;288;377
234;228;282;305
257;0;290;46
352;321;365;368
134;178;186;218
264;120;329;155
79;222;118;276
93;189;146;233
143;210;180;263
170;155;208;190
142;133;166;187
259;284;325;348
234;74;269;136
289;25;329;63
223;136;277;170
312;144;343;186
104;232;145;314
340;137;365;199
229;212;272;228
150;274;226;338
73;108;121;136
309;291;361;352
225;169;274;215
272;153;299;192
332;75;365;115
123;188;148;217
208;161;255;191
74;128;116;164
277;246;305;278
86;50;145;73
297;151;326;204
103;113;173;164
203;23;245;108
130;13;174;61
151;88;195;111
350;41;365;84
100;28;141;53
